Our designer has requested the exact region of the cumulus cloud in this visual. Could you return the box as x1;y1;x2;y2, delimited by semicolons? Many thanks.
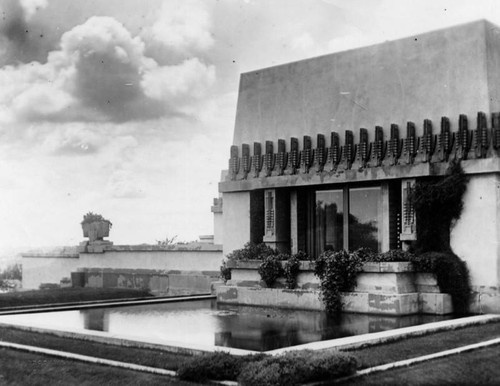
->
0;15;216;124
147;0;214;54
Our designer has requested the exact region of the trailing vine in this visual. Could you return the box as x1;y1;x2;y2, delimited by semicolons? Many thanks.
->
283;255;301;289
412;252;470;314
258;255;284;287
314;250;363;314
410;161;471;314
411;161;467;253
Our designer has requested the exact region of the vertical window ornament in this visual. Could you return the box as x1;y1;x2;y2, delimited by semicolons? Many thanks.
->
265;190;275;236
401;179;416;240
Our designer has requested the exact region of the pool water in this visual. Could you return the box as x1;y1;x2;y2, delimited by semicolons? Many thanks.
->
0;300;454;351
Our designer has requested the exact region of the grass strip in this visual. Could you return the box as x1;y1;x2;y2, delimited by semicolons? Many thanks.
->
0;347;197;386
341;320;500;369
338;345;500;385
0;325;191;371
0;287;153;308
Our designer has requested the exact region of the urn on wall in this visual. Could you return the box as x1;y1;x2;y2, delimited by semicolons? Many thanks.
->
81;212;112;243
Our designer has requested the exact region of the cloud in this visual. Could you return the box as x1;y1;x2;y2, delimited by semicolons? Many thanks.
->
0;15;216;124
19;0;48;21
147;0;214;55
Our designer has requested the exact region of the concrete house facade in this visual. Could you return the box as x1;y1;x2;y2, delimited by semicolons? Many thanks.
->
218;20;500;313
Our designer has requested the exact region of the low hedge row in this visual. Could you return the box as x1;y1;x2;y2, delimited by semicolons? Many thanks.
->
176;350;357;385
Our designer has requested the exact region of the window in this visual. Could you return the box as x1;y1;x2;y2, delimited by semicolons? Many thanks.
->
314;185;387;255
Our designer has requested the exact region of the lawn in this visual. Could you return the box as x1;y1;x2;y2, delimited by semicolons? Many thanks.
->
0;287;153;309
343;321;500;369
340;345;500;385
0;326;191;371
0;347;197;386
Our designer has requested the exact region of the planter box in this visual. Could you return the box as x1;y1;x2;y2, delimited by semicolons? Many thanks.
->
82;221;111;242
219;259;452;315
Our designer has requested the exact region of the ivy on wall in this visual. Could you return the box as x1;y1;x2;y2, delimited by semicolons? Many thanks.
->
410;161;471;314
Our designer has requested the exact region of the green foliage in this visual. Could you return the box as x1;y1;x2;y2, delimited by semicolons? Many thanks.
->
258;255;284;287
314;250;364;314
283;255;301;289
220;260;232;283
412;251;471;314
0;263;22;281
369;249;415;262
177;352;266;382
238;350;357;386
81;212;112;229
156;235;177;247
294;250;312;261
411;161;467;253
226;242;277;261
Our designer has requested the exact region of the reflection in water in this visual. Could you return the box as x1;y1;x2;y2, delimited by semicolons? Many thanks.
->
0;300;455;351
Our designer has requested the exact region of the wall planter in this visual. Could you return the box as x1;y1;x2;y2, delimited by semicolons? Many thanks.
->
81;212;112;242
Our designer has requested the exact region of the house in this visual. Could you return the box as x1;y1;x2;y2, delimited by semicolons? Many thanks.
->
217;20;500;313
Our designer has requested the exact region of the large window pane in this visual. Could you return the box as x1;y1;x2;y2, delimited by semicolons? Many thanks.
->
349;187;382;252
315;190;343;254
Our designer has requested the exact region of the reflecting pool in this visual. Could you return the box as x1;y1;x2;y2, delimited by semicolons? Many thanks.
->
0;300;455;351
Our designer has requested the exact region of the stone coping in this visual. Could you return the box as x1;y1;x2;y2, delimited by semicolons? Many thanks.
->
23;244;223;258
226;260;414;272
76;268;220;276
95;244;223;252
22;253;79;259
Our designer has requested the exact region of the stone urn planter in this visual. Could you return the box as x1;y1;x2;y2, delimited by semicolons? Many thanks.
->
81;212;112;242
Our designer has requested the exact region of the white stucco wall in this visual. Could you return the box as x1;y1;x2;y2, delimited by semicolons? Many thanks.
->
451;173;500;288
222;191;251;257
79;250;222;272
23;255;80;289
22;248;223;289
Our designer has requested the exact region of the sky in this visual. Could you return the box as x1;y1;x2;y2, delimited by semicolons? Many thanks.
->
1;0;500;251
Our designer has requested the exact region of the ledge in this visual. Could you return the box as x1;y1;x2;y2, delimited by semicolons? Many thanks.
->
226;260;413;273
220;158;500;192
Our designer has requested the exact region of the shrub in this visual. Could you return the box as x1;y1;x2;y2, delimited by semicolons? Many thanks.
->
294;250;312;261
226;242;277;261
283;255;301;289
314;250;363;314
39;283;60;290
238;350;357;386
372;249;415;262
176;352;266;382
258;255;284;287
220;260;232;283
412;251;471;314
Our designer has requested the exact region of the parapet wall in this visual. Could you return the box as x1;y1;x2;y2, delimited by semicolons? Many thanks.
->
22;245;223;291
